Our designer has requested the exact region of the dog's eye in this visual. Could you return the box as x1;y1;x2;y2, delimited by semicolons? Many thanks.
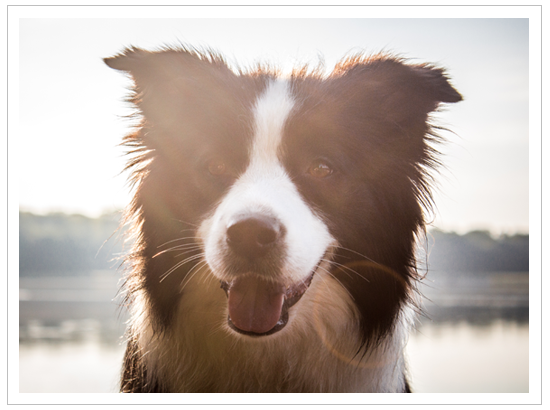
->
307;160;333;179
207;158;227;176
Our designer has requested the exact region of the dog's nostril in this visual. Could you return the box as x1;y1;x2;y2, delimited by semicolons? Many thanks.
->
226;215;282;259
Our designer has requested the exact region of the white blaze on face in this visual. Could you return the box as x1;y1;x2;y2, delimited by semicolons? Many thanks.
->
250;80;294;166
200;79;334;285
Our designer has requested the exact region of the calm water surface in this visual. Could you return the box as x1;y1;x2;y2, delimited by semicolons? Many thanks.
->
19;271;529;393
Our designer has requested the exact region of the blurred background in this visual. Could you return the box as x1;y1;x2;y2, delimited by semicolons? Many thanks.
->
12;6;537;396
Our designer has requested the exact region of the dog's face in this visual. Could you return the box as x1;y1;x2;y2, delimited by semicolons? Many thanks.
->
197;80;335;335
105;48;461;340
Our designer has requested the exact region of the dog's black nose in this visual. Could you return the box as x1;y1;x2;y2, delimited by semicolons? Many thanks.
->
226;214;282;259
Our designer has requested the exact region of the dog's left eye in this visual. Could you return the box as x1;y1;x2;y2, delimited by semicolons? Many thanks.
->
207;158;227;176
307;160;333;179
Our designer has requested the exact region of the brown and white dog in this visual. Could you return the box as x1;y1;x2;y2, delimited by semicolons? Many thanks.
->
105;47;461;392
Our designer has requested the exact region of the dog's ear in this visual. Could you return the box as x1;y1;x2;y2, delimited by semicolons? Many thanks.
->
334;56;462;125
104;47;239;131
405;63;463;113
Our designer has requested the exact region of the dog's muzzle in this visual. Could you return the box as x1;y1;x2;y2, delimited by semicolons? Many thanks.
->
219;213;315;336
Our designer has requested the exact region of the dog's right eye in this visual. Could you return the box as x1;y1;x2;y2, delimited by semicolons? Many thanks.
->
307;159;333;179
207;158;227;176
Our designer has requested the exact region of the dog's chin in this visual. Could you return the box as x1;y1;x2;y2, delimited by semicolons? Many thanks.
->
220;271;315;337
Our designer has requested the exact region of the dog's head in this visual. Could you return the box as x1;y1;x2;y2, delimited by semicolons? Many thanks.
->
105;47;461;339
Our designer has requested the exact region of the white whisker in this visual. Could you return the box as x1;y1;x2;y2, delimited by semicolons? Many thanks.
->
159;253;205;282
336;246;379;266
156;236;201;249
320;258;370;284
180;259;209;291
153;244;202;258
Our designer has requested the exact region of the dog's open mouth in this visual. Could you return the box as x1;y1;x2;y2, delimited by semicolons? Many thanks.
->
220;273;314;337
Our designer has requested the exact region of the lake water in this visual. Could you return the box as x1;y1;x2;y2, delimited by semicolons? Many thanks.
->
18;271;529;394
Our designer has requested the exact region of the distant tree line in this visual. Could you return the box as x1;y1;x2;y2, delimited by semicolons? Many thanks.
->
19;211;125;276
423;229;529;273
19;212;529;277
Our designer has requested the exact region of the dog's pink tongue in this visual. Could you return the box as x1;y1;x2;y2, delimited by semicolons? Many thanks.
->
228;276;285;334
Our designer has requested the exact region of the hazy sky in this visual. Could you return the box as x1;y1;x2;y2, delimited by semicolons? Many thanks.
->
12;6;537;235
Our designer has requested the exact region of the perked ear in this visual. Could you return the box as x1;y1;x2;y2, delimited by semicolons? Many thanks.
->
334;56;462;124
103;47;239;130
388;59;462;122
386;60;462;124
408;63;463;107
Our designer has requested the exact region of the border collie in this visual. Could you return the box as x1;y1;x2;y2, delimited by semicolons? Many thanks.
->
105;46;461;393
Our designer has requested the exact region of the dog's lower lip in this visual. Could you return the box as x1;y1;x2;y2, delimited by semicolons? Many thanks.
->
221;272;315;337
